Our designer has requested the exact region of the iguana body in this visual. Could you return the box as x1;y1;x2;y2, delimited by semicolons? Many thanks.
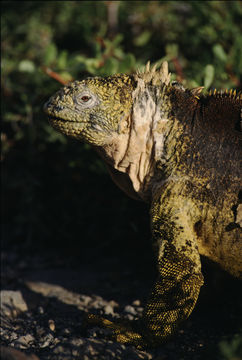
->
44;62;242;347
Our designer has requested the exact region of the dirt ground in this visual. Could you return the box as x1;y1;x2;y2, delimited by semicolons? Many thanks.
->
1;237;242;360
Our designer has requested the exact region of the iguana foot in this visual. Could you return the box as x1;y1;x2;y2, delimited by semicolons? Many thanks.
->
85;313;148;348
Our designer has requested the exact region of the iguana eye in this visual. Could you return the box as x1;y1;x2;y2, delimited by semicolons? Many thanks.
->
74;91;99;108
81;95;91;102
76;94;92;104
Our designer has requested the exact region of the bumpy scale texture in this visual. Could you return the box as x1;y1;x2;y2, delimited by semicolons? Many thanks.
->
44;62;242;348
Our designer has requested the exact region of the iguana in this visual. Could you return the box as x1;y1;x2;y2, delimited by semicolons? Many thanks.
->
44;61;242;348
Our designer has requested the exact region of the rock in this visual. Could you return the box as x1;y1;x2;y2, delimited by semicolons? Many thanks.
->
9;332;18;342
79;295;92;306
14;335;35;349
124;305;137;316
48;319;55;332
37;306;44;314
104;304;114;316
39;333;55;348
1;291;28;316
132;299;141;306
109;300;119;308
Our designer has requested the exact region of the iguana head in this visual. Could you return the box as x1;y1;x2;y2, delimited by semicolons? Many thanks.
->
44;62;172;200
44;74;136;146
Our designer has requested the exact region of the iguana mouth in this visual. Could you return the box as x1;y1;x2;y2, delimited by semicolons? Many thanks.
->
48;116;78;123
48;117;85;135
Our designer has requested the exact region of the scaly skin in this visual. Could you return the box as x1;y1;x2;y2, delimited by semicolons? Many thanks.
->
44;62;242;348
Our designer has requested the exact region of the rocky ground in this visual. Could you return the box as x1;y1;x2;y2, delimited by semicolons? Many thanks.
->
1;244;242;360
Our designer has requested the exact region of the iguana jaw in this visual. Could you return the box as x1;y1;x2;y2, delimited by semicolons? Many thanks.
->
47;115;115;146
48;117;85;138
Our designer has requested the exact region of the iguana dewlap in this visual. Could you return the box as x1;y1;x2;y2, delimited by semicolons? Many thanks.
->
44;62;242;347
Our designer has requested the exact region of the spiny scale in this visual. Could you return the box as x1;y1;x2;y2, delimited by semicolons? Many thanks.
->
139;61;241;101
136;61;171;86
208;88;241;99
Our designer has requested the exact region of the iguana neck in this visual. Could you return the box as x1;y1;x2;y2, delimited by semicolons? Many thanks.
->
97;79;173;201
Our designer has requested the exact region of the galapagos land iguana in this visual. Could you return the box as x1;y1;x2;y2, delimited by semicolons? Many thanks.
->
44;62;242;348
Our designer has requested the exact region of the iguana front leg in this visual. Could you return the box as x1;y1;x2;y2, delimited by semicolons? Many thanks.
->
142;193;204;345
142;243;204;346
86;194;204;348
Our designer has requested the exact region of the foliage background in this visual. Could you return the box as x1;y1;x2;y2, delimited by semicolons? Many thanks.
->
1;1;242;358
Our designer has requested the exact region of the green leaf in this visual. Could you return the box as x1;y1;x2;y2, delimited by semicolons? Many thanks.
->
59;71;73;82
204;64;215;88
134;31;151;47
112;33;124;46
18;60;35;73
58;50;68;70
165;43;178;59
44;43;58;66
85;58;100;74
99;57;119;75
213;44;227;62
119;53;136;73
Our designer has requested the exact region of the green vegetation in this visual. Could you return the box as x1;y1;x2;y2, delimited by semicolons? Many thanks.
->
2;1;242;153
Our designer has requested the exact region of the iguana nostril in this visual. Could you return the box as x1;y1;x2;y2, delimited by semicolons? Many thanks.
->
55;105;64;111
44;102;63;112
